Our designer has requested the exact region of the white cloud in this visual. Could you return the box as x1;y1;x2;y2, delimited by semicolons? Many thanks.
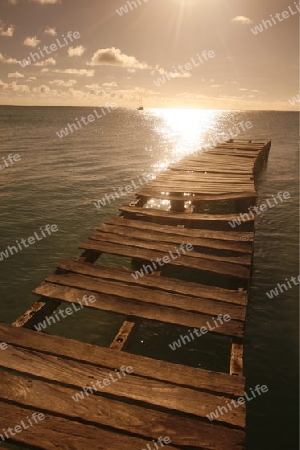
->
0;52;18;64
44;27;57;36
8;71;24;78
68;45;86;57
238;88;248;91
53;68;94;77
88;47;148;70
34;57;56;66
33;84;50;94
41;68;49;72
49;79;77;87
0;20;14;36
27;76;37;81
24;36;41;47
8;0;61;3
231;16;253;25
102;82;118;87
30;0;61;4
170;72;191;79
0;79;29;92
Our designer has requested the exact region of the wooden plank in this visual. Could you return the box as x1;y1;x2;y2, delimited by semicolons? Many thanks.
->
143;183;255;194
58;260;248;306
43;271;246;321
0;401;178;450
12;249;101;329
137;188;257;202
230;341;244;377
119;205;254;227
105;217;254;243
79;239;250;278
0;323;245;396
0;371;245;450
109;320;138;350
153;173;253;183
0;345;246;427
91;229;252;266
169;166;253;175
33;281;245;337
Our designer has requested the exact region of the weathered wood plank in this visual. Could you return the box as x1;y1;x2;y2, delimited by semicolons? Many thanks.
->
43;271;246;321
97;222;253;255
33;281;244;337
91;229;252;266
230;340;244;377
0;371;245;450
80;239;250;278
0;401;178;450
0;323;245;396
105;216;254;243
119;205;254;227
58;260;248;306
0;345;246;427
109;320;138;350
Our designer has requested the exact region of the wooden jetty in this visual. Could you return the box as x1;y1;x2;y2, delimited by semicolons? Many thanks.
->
0;139;271;449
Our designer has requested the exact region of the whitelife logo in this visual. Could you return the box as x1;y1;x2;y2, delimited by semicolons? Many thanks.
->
0;412;45;443
71;366;134;402
228;191;291;228
0;153;21;171
0;224;58;262
19;31;81;68
250;3;300;35
34;295;96;331
131;244;193;280
206;385;269;422
116;0;150;17
153;50;215;87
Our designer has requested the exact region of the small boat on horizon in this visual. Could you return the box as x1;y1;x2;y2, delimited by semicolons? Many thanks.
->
137;95;144;110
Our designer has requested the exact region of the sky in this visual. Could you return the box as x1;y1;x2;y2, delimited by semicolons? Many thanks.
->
0;0;299;109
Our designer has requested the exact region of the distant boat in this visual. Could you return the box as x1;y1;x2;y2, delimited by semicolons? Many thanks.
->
137;95;144;111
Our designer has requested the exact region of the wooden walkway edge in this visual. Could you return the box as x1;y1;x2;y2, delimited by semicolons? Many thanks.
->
0;139;271;450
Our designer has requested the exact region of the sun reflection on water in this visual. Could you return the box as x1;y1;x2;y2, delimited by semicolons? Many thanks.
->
149;108;224;171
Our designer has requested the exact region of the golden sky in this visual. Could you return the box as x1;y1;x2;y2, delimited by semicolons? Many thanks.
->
0;0;299;109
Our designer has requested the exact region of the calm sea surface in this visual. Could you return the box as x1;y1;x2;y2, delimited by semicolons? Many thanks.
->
0;107;298;449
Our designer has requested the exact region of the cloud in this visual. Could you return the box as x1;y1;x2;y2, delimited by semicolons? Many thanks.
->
27;76;37;81
88;47;148;70
8;71;24;78
33;84;50;94
34;57;56;66
8;0;61;3
0;52;18;64
24;36;41;47
231;16;253;25
85;83;108;95
49;79;77;87
41;68;49;72
53;68;94;77
170;72;191;79
102;82;118;87
68;45;86;57
44;27;57;36
0;20;15;36
238;88;248;91
30;0;61;4
0;79;29;92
